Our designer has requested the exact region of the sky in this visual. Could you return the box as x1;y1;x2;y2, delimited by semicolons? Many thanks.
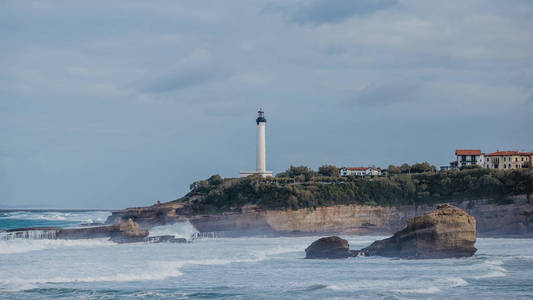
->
1;0;532;208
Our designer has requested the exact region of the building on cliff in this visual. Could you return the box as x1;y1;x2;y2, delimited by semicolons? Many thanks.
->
340;167;382;177
485;151;532;169
240;109;273;178
445;149;532;170
454;149;484;169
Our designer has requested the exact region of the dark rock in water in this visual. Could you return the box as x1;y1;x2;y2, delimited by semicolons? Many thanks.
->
146;235;175;243
145;235;187;243
360;204;477;259
305;236;357;259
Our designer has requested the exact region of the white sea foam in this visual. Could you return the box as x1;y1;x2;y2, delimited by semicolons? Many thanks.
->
149;221;199;240
0;229;58;240
1;261;183;292
472;259;507;279
0;238;115;255
446;277;469;287
473;271;506;279
514;255;533;260
325;276;466;294
392;286;441;294
0;211;110;223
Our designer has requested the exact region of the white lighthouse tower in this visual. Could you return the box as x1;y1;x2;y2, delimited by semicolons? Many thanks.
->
240;109;273;178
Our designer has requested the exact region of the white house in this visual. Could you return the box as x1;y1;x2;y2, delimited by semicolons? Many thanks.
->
455;149;485;169
340;167;382;177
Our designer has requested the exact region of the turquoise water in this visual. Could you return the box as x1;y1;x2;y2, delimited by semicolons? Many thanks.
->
0;210;110;230
1;210;533;299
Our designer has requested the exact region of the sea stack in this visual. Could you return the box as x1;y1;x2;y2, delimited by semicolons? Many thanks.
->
360;204;477;259
305;204;477;259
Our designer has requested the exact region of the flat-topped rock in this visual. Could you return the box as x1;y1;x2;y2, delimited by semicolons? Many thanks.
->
4;219;149;243
360;204;477;259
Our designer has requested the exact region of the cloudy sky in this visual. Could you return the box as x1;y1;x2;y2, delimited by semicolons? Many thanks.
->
1;0;532;208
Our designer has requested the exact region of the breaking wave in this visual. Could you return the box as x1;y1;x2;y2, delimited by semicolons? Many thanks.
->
391;286;441;294
0;238;115;255
0;211;110;224
472;259;507;279
148;221;199;240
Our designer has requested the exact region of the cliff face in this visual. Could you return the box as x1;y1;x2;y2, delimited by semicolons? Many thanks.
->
107;195;533;237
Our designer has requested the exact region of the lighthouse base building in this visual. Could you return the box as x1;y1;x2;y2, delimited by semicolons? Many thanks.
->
239;170;273;178
240;109;273;178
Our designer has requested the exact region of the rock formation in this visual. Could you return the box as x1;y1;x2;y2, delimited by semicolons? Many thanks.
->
109;218;149;243
305;204;477;259
305;236;357;259
5;219;150;243
360;204;477;258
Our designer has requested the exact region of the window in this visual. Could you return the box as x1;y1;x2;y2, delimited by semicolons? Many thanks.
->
509;164;511;168
504;164;506;169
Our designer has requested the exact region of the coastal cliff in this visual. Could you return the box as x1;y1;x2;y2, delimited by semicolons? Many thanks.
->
106;168;532;237
106;195;533;237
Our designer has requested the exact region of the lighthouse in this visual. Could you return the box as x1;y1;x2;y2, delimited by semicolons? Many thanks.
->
240;109;273;178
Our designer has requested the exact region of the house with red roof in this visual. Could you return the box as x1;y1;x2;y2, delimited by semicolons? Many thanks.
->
454;149;484;169
445;149;532;170
485;151;532;170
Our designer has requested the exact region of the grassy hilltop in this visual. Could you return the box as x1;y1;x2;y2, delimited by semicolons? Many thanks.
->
173;164;533;215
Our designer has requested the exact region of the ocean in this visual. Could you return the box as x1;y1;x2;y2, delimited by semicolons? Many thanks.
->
1;210;532;299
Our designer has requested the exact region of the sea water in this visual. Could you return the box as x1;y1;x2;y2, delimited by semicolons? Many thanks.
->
1;210;533;299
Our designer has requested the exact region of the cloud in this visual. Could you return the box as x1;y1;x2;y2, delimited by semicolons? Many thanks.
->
136;49;230;94
1;0;532;208
354;77;420;106
140;68;226;93
265;0;398;25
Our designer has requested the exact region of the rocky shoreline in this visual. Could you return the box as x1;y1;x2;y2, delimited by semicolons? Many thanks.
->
3;218;187;244
4;195;531;243
105;195;532;238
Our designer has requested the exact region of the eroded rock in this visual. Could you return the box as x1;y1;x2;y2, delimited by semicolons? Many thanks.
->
109;218;149;243
360;204;477;258
305;204;477;259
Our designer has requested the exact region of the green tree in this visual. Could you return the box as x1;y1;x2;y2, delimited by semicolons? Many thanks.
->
207;174;224;186
277;165;317;180
318;165;339;177
411;162;437;173
399;163;411;174
387;165;401;175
